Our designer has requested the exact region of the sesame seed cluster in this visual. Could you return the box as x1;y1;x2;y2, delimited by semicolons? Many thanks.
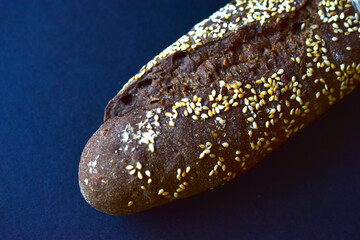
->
319;0;360;37
79;0;360;215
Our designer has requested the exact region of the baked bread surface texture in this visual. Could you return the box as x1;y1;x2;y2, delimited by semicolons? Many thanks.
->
79;0;360;215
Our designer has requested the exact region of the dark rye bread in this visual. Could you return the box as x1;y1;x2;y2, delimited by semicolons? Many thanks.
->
79;0;360;215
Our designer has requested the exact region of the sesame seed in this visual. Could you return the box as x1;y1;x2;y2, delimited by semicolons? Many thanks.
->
149;143;155;153
247;117;254;122
201;113;209;119
136;162;142;169
222;142;229;148
128;201;134;207
242;106;248;113
211;89;216;97
203;149;211;154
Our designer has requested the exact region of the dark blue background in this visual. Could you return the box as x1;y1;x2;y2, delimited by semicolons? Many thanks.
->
1;1;359;239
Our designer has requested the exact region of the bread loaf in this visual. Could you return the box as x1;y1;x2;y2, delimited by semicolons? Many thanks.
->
79;0;360;215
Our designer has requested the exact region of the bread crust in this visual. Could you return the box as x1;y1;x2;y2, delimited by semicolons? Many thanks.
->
79;0;360;215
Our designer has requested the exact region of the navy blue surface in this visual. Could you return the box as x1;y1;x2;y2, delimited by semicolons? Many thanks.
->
1;1;359;239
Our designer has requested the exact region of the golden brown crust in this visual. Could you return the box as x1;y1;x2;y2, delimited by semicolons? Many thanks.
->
79;0;360;215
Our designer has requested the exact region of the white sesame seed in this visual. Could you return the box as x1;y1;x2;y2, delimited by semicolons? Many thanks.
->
247;117;254;122
149;143;155;153
203;149;211;154
192;115;199;120
201;113;209;119
245;84;252;89
211;89;216;97
242;106;248;113
136;162;142;169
